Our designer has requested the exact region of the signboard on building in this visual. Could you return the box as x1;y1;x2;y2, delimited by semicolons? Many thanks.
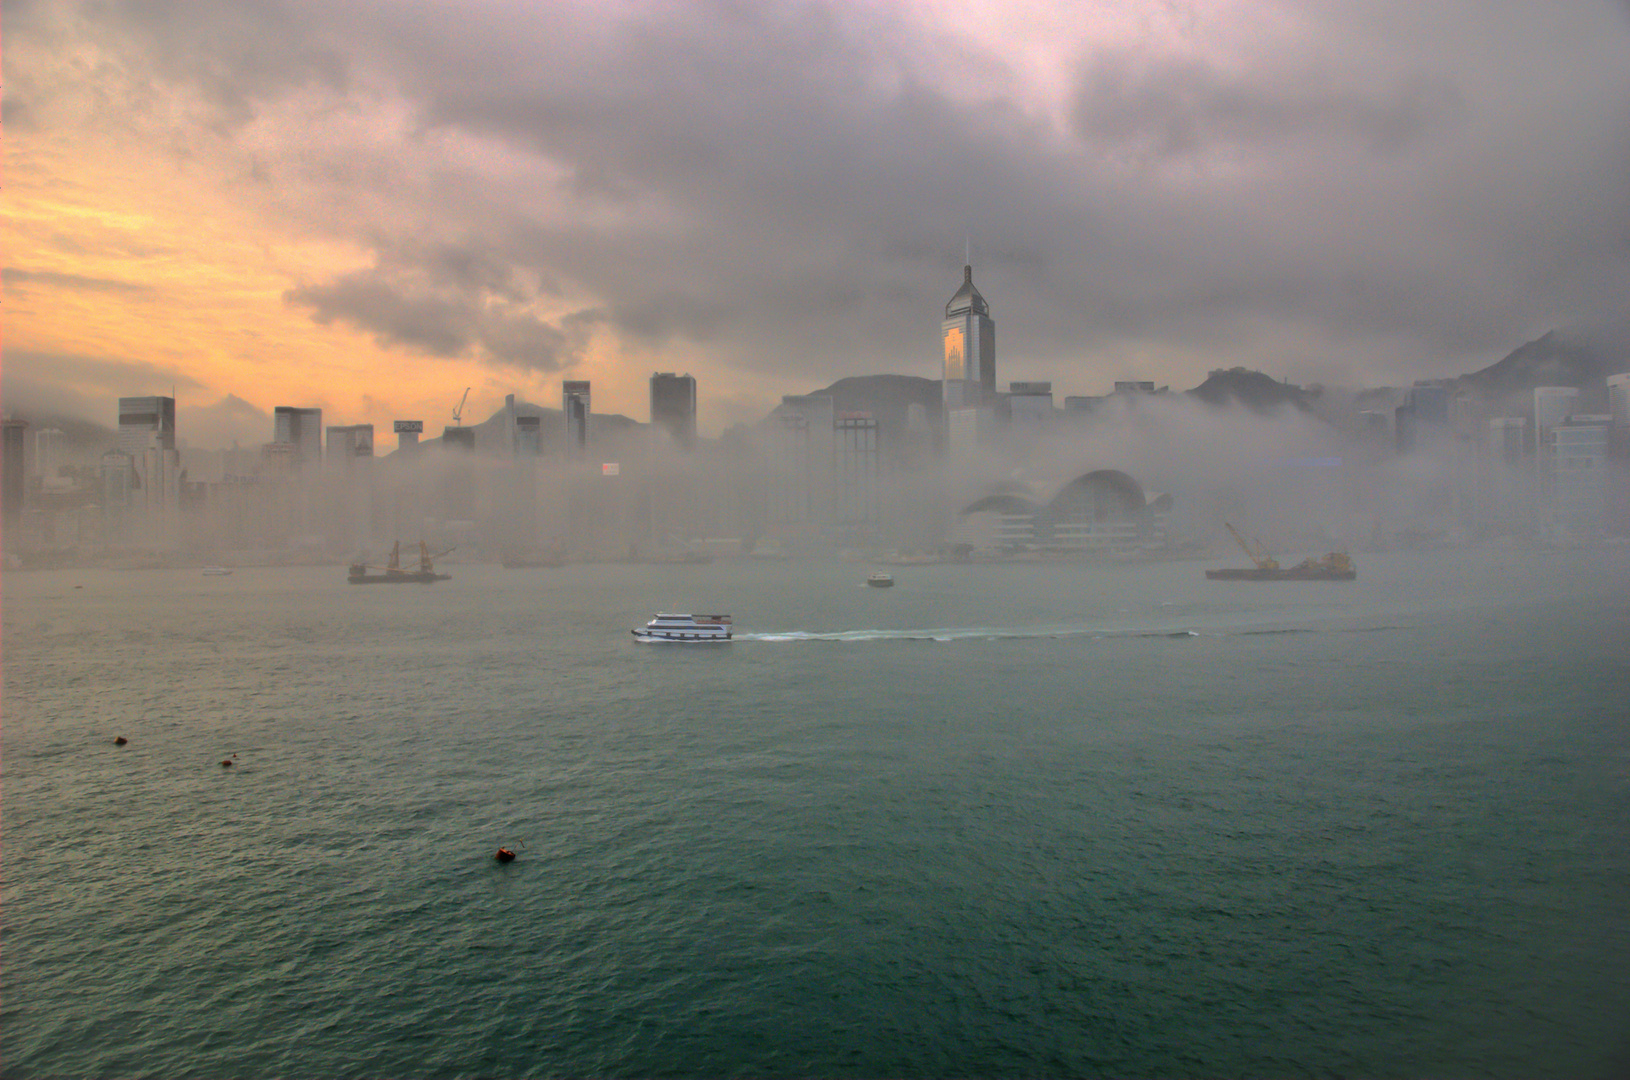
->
394;420;424;434
602;463;620;476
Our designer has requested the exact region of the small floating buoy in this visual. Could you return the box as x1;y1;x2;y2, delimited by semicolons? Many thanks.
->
220;759;233;768
114;736;128;746
495;847;516;863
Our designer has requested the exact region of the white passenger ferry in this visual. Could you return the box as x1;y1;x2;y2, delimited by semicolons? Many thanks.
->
632;613;734;643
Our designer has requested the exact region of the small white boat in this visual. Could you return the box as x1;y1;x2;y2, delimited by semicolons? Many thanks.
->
632;613;733;643
866;572;894;588
202;567;234;576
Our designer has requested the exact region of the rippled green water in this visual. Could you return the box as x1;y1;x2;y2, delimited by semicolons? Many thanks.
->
4;550;1628;1077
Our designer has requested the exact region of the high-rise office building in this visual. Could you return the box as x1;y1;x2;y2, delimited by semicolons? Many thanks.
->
394;420;423;453
2;418;27;535
1406;381;1450;426
1394;401;1418;455
1395;381;1451;454
514;415;542;457
563;380;590;459
114;398;180;548
273;406;323;468
33;428;66;480
769;394;835;533
98;448;133;538
650;372;698;449
261;442;299;476
1486;417;1528;465
119;396;176;455
941;265;995;411
1478;417;1532;534
945;406;983;462
1534;386;1580;451
1008;382;1053;433
834;412;881;539
1607;373;1629;435
1448;393;1484;440
326;425;375;552
326;425;375;463
1544;416;1610;540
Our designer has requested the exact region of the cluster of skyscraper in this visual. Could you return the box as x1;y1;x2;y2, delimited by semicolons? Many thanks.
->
3;262;1628;559
1362;377;1628;543
0;368;703;557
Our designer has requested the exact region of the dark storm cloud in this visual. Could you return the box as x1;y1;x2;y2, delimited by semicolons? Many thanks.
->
288;274;472;357
20;0;1630;392
1070;53;1464;159
610;295;732;345
283;252;601;372
110;0;350;127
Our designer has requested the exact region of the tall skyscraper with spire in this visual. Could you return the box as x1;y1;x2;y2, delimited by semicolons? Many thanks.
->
941;264;995;410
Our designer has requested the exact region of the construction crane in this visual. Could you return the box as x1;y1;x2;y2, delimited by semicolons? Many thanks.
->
418;541;455;574
1224;522;1280;571
452;387;471;425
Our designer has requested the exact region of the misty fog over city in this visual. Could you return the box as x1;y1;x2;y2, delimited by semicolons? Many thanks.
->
5;309;1628;571
4;2;1630;1078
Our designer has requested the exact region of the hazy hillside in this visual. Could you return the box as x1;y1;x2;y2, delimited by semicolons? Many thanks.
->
1453;328;1630;412
413;401;645;457
5;411;117;448
3;410;118;468
1188;368;1313;413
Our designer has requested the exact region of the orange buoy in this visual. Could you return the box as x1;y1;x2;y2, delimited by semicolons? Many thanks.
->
220;759;233;767
114;736;128;746
495;847;516;863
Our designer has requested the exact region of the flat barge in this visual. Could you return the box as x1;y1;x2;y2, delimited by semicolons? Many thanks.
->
1209;524;1355;580
1206;564;1356;581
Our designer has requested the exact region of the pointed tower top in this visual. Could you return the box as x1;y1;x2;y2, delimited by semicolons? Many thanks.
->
946;263;988;318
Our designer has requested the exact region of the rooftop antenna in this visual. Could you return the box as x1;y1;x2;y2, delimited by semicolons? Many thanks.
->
965;236;970;267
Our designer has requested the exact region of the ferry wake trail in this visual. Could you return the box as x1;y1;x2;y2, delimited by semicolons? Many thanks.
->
738;624;1208;643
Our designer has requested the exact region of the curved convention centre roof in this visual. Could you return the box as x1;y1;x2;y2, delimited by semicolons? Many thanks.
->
955;469;1170;550
959;469;1155;519
961;493;1044;517
1046;469;1148;517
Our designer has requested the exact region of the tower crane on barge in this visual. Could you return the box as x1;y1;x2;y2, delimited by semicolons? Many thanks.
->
1224;522;1279;571
1208;523;1354;580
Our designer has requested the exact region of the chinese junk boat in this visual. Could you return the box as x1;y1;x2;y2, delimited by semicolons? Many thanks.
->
631;614;733;643
348;541;453;584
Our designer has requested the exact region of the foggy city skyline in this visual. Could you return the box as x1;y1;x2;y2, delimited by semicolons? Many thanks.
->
6;0;1630;444
7;5;1630;1076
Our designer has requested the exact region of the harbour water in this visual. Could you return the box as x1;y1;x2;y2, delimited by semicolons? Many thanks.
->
4;548;1628;1077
